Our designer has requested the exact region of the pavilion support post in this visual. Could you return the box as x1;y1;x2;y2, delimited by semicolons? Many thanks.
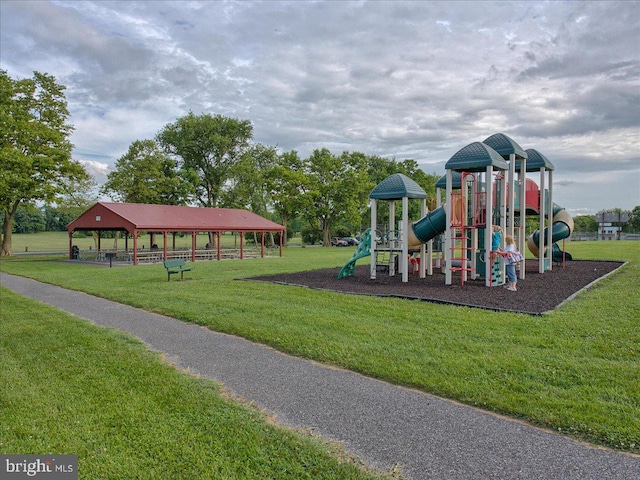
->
191;231;196;262
163;231;168;261
261;231;265;258
68;233;73;259
217;231;221;261
240;231;244;259
279;230;283;257
133;231;138;265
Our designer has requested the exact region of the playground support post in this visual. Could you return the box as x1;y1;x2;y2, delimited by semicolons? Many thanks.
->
435;186;443;272
499;169;507;283
547;169;554;272
420;198;427;278
470;228;478;280
402;196;409;283
538;167;546;274
370;199;377;280
389;200;396;276
461;172;470;285
507;154;516;239
484;165;494;286
519;158;527;280
445;170;453;285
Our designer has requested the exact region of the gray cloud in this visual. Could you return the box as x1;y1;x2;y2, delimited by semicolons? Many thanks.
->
1;0;638;214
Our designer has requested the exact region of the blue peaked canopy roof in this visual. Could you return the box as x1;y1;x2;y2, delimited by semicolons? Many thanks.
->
436;171;462;189
445;142;509;172
517;148;555;171
483;133;528;160
369;173;427;200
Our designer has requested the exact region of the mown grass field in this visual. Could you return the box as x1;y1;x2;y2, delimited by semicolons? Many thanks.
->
1;238;639;456
0;288;392;480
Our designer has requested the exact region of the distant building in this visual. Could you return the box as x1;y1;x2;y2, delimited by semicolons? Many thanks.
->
598;223;622;240
595;211;630;240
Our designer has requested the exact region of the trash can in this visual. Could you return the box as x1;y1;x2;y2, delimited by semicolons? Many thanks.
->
72;245;79;259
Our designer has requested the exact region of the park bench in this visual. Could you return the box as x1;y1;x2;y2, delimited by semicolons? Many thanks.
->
163;259;192;282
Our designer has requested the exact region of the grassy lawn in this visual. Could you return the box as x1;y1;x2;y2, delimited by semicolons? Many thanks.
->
0;288;393;479
1;239;638;454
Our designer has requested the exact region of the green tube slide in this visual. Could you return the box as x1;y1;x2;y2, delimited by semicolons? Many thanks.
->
412;206;447;243
528;204;573;262
338;208;447;279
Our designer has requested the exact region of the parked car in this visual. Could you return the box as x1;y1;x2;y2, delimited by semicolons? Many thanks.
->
331;237;348;247
341;237;360;246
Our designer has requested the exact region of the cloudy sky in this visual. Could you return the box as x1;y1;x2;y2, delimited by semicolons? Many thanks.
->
1;0;639;215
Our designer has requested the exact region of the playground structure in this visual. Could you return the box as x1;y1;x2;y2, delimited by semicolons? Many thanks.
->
339;133;574;286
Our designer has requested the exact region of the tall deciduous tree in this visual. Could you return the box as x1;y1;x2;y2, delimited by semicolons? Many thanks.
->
225;143;278;214
101;139;195;204
0;70;87;255
156;113;253;207
365;156;439;229
573;215;598;233
302;149;372;247
57;175;99;218
264;150;309;246
629;206;640;233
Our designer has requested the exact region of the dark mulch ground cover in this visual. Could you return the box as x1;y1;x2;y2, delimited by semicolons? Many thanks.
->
245;260;624;315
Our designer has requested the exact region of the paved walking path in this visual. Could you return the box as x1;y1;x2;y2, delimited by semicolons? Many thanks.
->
2;272;638;479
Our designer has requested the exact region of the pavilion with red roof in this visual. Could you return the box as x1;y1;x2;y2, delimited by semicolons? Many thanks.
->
67;202;285;265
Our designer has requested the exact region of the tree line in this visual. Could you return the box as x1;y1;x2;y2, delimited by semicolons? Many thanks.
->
1;70;438;253
100;115;439;247
3;70;638;255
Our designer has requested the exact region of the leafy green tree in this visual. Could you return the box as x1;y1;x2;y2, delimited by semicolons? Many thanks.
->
0;70;87;255
101;139;195;204
56;175;102;249
225;143;278;214
42;205;76;231
56;175;99;218
11;205;46;234
366;155;406;186
629;206;640;233
264;150;309;246
301;149;372;247
157;113;253;207
573;215;598;233
365;156;439;229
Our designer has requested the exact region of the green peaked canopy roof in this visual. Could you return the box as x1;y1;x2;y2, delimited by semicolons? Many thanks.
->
436;171;462;189
482;133;528;160
370;173;427;200
517;148;555;171
445;142;509;172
